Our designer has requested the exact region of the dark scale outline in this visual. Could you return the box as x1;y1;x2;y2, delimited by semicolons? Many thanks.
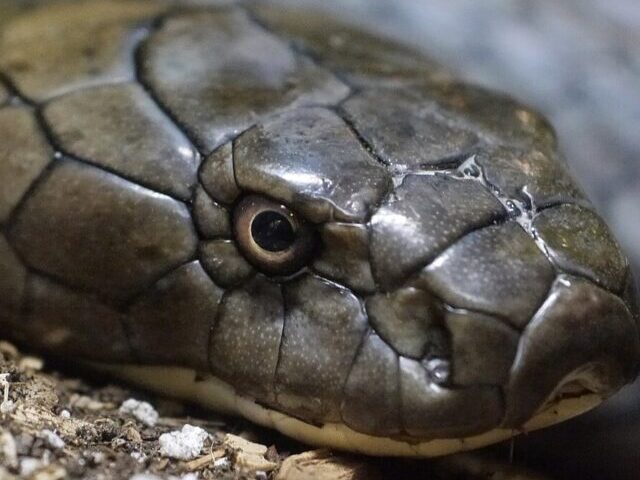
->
7;154;201;301
272;278;290;407
206;280;233;378
240;5;357;97
206;274;286;398
196;239;257;289
18;270;137;363
621;269;640;346
0;73;15;107
267;281;287;404
528;202;628;296
271;274;371;424
416;219;555;333
35;109;196;205
196;145;238;209
121;257;221;366
132;11;207;160
365;178;511;295
336;326;379;430
134;4;352;157
0;70;36;108
0;4;206;361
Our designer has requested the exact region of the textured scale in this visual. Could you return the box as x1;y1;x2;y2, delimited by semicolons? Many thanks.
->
0;0;639;453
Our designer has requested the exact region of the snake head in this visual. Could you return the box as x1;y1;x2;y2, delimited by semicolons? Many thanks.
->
198;83;640;454
3;1;637;457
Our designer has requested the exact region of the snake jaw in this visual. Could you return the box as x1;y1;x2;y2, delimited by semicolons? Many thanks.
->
99;363;605;457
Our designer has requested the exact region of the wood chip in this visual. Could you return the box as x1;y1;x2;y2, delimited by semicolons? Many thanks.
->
184;447;226;471
0;342;19;360
224;433;278;474
275;450;382;480
121;422;142;443
32;465;67;480
18;356;43;372
69;394;113;411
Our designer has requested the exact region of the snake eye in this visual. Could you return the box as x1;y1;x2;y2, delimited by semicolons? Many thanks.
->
233;195;316;275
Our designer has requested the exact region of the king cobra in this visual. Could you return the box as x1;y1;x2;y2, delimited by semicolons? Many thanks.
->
0;0;638;458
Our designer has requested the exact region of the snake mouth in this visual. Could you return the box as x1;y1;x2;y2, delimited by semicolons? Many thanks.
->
96;363;604;457
90;275;639;458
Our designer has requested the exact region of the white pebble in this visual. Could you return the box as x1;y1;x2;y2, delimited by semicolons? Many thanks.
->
20;457;43;476
0;431;17;469
86;450;106;465
41;429;65;450
59;409;71;419
158;424;209;461
0;373;14;414
130;474;162;480
0;400;15;414
214;457;230;469
119;398;159;427
130;451;146;463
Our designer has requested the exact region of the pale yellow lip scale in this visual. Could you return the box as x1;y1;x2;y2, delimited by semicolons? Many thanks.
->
100;363;602;457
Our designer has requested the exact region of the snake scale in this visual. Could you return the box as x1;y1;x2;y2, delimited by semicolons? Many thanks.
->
0;0;638;457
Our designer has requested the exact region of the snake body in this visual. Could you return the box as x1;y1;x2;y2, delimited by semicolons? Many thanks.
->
0;0;638;456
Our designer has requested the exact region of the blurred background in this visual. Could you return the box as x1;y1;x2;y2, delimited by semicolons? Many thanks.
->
268;1;640;478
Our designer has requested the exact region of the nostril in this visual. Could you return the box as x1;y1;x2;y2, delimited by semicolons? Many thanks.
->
423;357;451;385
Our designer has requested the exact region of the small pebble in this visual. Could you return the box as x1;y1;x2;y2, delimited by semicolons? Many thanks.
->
0;431;18;469
0;341;18;359
159;424;209;461
19;356;43;371
0;400;15;414
0;372;14;414
70;394;109;411
20;457;44;476
41;429;65;450
85;450;105;466
130;474;162;480
59;409;71;419
130;451;146;463
214;457;230;469
119;399;159;427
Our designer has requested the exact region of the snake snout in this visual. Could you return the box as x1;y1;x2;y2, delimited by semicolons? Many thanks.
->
502;275;640;427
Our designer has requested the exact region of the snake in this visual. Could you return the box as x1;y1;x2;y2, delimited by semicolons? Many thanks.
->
0;0;638;458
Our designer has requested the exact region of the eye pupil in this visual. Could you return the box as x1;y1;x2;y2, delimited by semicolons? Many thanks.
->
234;195;316;275
251;211;296;252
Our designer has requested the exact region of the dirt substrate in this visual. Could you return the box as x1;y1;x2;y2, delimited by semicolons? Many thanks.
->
0;342;550;480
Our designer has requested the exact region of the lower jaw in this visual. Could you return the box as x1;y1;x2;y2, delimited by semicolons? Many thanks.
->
92;363;602;457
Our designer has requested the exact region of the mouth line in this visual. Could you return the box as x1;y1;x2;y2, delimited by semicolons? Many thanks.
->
92;362;604;457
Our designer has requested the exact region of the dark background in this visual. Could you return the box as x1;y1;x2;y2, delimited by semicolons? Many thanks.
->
272;1;640;478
